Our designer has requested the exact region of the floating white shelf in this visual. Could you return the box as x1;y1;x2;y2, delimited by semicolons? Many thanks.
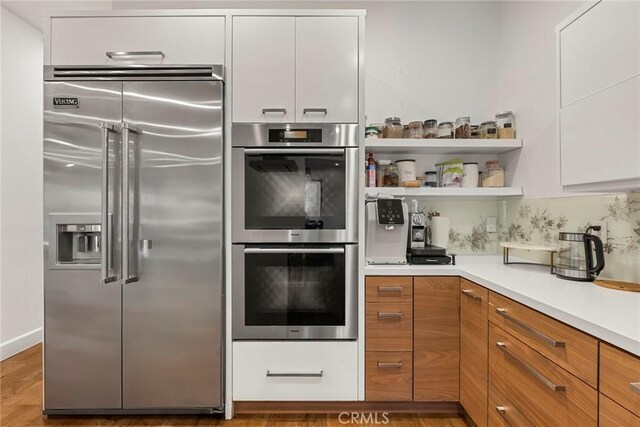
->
364;138;522;155
364;186;523;199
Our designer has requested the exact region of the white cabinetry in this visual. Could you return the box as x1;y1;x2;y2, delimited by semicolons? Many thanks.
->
233;341;358;400
232;16;359;123
558;0;640;191
50;16;225;65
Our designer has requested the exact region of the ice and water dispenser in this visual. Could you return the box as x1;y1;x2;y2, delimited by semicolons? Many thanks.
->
48;214;104;269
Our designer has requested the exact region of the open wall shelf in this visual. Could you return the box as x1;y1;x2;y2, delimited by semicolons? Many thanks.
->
364;138;522;155
364;186;523;200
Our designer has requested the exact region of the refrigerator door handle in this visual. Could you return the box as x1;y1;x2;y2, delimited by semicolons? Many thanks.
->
100;123;118;284
121;122;142;285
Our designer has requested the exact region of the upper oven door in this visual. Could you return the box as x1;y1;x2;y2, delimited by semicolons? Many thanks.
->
232;147;358;243
232;123;359;148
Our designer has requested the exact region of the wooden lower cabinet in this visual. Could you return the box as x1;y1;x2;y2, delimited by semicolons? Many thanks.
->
599;393;640;426
460;279;489;427
413;276;460;401
365;351;413;401
599;342;640;418
488;382;534;426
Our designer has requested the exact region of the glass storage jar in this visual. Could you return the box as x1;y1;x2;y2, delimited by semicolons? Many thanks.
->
496;111;516;139
454;117;471;139
483;160;505;187
424;171;438;187
383;164;400;187
365;126;381;138
470;125;480;139
377;159;391;187
383;117;404;139
479;121;497;139
423;119;438;139
408;121;423;139
437;121;454;139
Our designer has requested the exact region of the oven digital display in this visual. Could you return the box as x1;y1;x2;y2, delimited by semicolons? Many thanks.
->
284;130;308;139
268;129;323;142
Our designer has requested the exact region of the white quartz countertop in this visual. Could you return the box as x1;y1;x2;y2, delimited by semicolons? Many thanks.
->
365;255;640;356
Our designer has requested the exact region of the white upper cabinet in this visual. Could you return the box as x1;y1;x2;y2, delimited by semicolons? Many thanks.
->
50;16;225;66
295;17;359;123
558;1;640;191
232;17;296;123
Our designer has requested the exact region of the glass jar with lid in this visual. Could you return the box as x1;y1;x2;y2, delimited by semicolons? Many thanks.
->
383;164;400;187
483;160;505;187
454;117;471;139
437;121;454;139
377;159;391;187
470;125;480;139
423;120;438;139
495;111;516;139
479;121;497;139
383;117;404;139
408;121;423;139
424;171;438;187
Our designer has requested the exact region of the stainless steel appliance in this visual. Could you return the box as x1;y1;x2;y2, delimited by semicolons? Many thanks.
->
231;124;358;244
232;245;358;339
365;197;408;265
408;199;426;249
43;65;224;414
555;227;605;281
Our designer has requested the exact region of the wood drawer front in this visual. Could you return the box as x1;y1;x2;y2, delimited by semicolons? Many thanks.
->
365;302;413;352
460;279;489;427
599;393;640;427
366;277;413;303
365;351;413;401
414;277;460;401
489;292;598;388
488;382;535;427
489;323;597;427
232;341;357;401
600;342;640;417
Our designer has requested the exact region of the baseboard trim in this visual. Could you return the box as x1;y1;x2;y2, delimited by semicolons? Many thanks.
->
0;327;42;361
234;401;462;414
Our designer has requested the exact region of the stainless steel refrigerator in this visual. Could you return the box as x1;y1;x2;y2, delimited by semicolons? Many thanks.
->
43;65;224;414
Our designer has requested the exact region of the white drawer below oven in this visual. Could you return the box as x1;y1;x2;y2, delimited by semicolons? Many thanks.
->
232;341;358;401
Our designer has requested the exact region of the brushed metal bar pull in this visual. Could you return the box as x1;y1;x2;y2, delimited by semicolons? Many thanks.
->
266;370;324;378
378;286;404;292
244;247;344;254
106;51;165;59
262;108;287;114
496;405;534;427
100;123;118;284
496;341;566;392
496;308;566;348
378;312;403;318
378;362;403;369
121;122;142;285
461;289;482;301
303;108;328;114
245;148;345;155
630;382;640;395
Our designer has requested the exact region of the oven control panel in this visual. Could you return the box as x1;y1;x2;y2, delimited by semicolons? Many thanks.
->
268;129;322;143
376;199;404;225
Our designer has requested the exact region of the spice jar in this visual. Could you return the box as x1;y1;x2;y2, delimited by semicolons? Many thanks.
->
424;171;438;187
479;121;498;139
383;117;404;139
377;160;391;187
423;120;438;139
437;121;454;139
454;117;471;139
496;111;516;139
408;121;423;139
483;160;505;187
365;126;381;139
470;125;480;139
384;164;400;187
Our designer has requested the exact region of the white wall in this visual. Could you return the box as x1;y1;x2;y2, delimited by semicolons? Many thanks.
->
0;6;44;360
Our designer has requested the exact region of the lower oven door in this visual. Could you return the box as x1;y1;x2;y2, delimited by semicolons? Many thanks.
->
232;244;358;340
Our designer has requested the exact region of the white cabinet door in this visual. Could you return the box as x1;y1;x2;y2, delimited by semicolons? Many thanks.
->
232;17;296;123
51;16;225;65
295;17;359;123
560;1;640;107
233;341;358;401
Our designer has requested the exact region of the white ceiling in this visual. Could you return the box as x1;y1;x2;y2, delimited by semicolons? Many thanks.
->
1;1;113;31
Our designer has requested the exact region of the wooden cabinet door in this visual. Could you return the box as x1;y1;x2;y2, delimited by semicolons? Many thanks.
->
295;17;359;123
460;279;488;427
232;16;295;123
413;276;460;401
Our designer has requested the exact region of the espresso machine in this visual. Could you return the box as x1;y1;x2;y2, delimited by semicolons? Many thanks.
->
365;196;408;264
406;200;454;265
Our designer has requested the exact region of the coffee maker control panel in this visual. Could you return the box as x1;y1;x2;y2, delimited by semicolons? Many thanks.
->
376;199;405;225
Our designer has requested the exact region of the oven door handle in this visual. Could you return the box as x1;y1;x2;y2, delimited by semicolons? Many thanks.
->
244;247;345;254
244;148;345;155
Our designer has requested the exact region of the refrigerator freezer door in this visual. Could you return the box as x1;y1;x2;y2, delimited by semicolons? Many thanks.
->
122;81;223;409
44;81;123;409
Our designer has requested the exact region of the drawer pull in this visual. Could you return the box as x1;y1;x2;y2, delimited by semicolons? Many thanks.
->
266;370;323;378
461;289;482;301
496;342;566;392
496;307;566;348
106;51;165;59
378;312;403;318
378;286;404;292
262;108;287;114
631;382;640;395
496;405;534;427
303;108;328;114
378;362;403;369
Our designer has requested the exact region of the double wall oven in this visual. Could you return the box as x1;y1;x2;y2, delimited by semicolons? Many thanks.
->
232;124;359;340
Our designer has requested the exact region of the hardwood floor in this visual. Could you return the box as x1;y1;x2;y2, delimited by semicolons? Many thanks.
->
1;344;466;426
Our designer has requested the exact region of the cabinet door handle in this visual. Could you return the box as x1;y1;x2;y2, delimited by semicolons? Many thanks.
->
378;362;403;369
496;405;534;427
378;286;403;292
378;312;403;318
303;108;328;114
266;370;323;378
106;51;165;59
461;289;482;301
496;308;566;348
262;108;287;114
496;342;566;392
630;382;640;395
